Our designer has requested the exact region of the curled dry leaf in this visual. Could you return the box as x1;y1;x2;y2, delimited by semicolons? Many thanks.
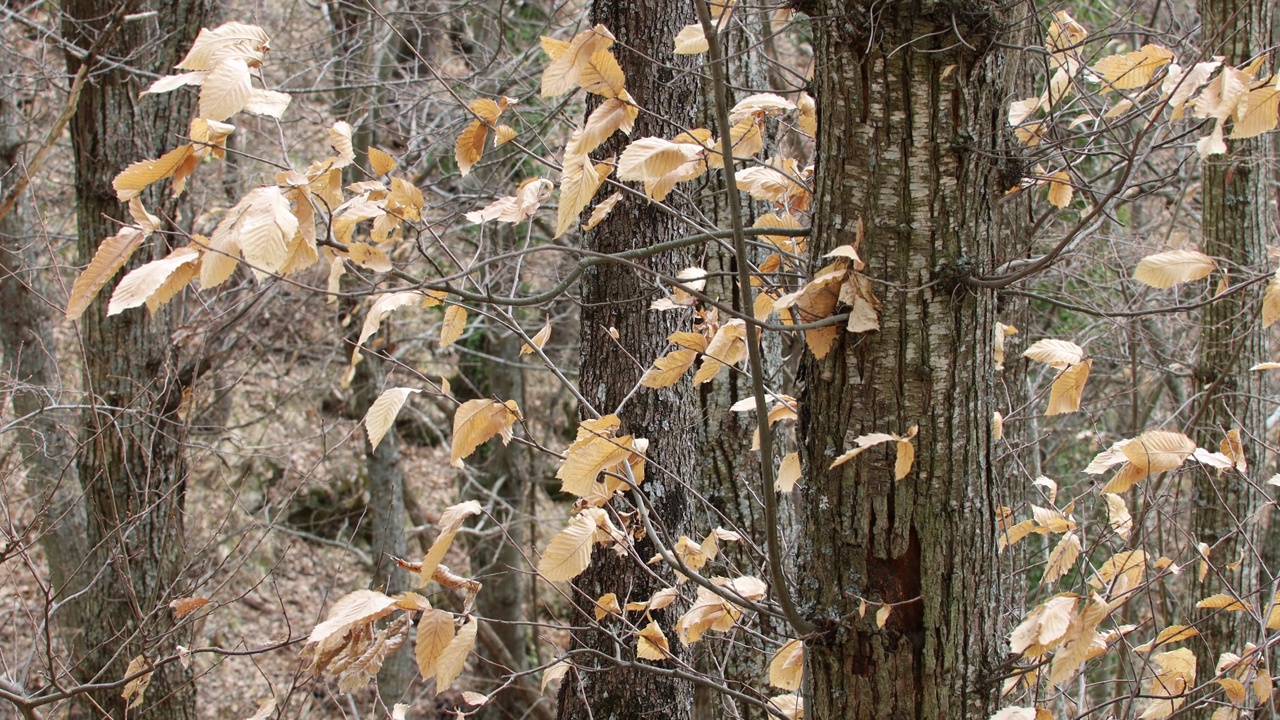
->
636;620;672;660
541;660;570;694
420;500;484;585
121;655;154;709
521;320;552;356
768;638;804;690
170;596;211;619
776;453;801;492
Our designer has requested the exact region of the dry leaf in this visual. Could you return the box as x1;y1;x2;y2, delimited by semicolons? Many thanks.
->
538;511;600;581
636;621;672;660
768;638;804;690
776;453;801;492
875;605;891;628
440;305;468;348
365;387;421;451
121;656;153;709
1133;250;1217;288
170;596;211;619
434;617;477;693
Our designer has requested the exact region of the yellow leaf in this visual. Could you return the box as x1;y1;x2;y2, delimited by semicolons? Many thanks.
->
768;639;804;690
993;411;1004;439
308;589;399;657
113;144;196;201
1092;44;1175;91
1042;532;1081;585
894;436;915;480
415;608;455;680
618;137;704;184
582;191;623;231
1196;593;1252;612
364;387;421;451
1133;249;1217;288
449;399;519;467
434;617;477;693
1229;85;1280;139
796;92;816;137
1000;519;1036;552
440;305;468;348
368;147;397;175
555;140;610;238
461;691;489;707
1047;359;1091;415
420;500;484;585
107;246;201;316
641;347;698;389
693;320;747;384
875;605;891;628
1046;172;1072;208
494;125;518;146
578;50;626;98
1266;592;1280;630
557;432;641;496
1102;493;1132;538
636;621;672;660
594;593;621;620
521;321;552;356
540;25;615;97
66;226;148;320
455;119;487;177
1134;625;1199;652
776;453;801;492
538;512;599;581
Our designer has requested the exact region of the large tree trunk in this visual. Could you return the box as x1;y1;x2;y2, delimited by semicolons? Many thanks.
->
62;1;212;717
555;2;701;719
1192;0;1273;687
796;1;1022;717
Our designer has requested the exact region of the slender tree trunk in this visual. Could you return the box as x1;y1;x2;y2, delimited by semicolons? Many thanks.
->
555;2;701;718
796;1;1022;716
1192;0;1274;687
690;15;791;720
62;1;212;718
0;78;88;638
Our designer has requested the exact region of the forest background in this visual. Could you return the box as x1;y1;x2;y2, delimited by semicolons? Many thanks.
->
2;0;1280;719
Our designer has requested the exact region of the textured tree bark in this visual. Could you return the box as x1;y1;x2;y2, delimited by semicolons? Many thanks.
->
690;16;792;720
0;79;88;641
795;1;1023;717
62;1;212;718
554;2;701;719
1192;0;1274;689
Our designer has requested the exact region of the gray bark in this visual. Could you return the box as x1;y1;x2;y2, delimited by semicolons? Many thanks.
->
796;1;1023;716
62;1;213;717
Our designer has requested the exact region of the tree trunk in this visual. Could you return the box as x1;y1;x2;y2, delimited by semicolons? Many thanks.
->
796;1;1022;717
0;72;88;641
62;1;212;717
1192;0;1273;688
555;2;701;718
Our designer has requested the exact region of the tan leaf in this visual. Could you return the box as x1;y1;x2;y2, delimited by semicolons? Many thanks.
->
440;305;468;348
308;590;398;655
769;639;804;690
450;399;520;468
1122;430;1195;473
234;186;298;275
636;620;672;660
556;140;610;238
641;347;699;389
107;246;201;316
198;56;252;121
1046;172;1073;208
1103;493;1132;538
243;89;290;118
121;656;153;709
494;125;518;146
1196;593;1252;612
776;453;801;492
540;25;615;97
66;226;148;320
1092;44;1175;91
730;93;796;122
434;617;477;693
1047;359;1091;415
1134;625;1199;652
113;144;196;201
578;50;626;98
368;147;397;175
875;605;892;628
618;137;703;185
169;596;211;619
1042;532;1082;585
455;119;487;177
541;661;570;694
365;387;421;451
672;23;708;54
347;242;391;272
357;292;422;349
989;709;1037;720
594;593;621;620
538;512;599;581
582;191;624;231
894;434;916;480
415;608;455;679
1229;85;1280;139
1133;250;1217;288
176;23;270;71
521;321;552;356
693;320;747;384
1023;338;1085;368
